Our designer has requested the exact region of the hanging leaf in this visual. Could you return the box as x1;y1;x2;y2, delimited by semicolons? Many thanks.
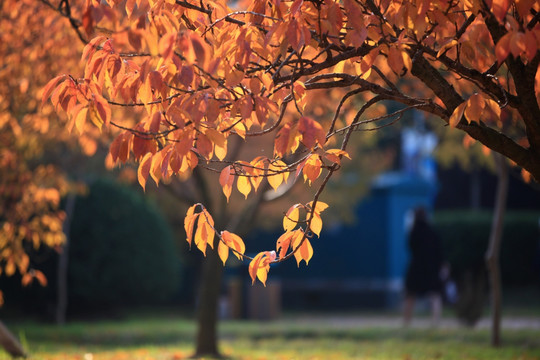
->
283;204;301;231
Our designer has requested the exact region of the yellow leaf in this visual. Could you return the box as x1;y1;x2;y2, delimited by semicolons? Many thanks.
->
237;175;251;199
283;205;300;231
309;212;323;237
89;105;104;131
74;107;88;134
268;161;285;190
195;218;209;255
449;102;466;127
217;241;229;265
308;201;329;214
222;230;246;260
291;230;313;266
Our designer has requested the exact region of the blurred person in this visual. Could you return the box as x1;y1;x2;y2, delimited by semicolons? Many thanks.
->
403;207;446;327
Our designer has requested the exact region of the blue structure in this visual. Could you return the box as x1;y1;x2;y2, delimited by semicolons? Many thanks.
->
263;172;437;309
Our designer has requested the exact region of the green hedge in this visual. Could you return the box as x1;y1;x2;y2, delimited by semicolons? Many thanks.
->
68;179;181;312
433;210;540;287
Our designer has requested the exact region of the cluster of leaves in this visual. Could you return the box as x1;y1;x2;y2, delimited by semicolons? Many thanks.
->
184;200;326;284
43;0;540;283
0;125;66;295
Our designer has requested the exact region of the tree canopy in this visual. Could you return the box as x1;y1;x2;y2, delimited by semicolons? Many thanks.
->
32;0;540;284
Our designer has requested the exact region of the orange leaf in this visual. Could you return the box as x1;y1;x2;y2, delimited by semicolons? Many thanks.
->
324;149;350;164
388;46;404;75
137;153;152;191
274;124;293;157
22;273;33;287
34;270;48;286
184;205;199;247
491;0;511;23
303;154;323;184
41;75;66;107
149;151;164;186
195;214;215;255
484;98;501;123
248;251;276;286
515;0;535;18
159;32;177;61
276;231;294;259
464;93;485;123
94;95;111;127
495;33;511;64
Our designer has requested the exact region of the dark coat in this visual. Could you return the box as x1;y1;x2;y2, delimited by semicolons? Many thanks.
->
405;219;444;296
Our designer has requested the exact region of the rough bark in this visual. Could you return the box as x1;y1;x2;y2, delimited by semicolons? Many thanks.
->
485;153;509;347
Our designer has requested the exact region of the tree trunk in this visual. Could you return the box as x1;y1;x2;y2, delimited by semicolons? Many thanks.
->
194;249;224;357
485;153;509;347
56;193;76;325
0;320;25;358
192;177;270;358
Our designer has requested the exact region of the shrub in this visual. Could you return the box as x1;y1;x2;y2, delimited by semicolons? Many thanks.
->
67;178;181;313
433;210;540;286
433;210;540;325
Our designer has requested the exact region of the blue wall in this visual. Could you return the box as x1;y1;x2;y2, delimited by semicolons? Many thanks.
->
240;172;438;309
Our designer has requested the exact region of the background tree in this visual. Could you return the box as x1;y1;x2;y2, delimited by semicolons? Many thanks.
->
0;0;97;300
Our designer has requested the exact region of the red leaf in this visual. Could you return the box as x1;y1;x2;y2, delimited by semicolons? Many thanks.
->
196;133;213;160
298;116;326;149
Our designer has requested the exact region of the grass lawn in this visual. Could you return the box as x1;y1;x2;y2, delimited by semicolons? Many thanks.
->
4;313;540;360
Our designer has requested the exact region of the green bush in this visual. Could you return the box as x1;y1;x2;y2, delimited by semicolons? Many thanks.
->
433;210;540;326
433;210;540;286
68;179;180;312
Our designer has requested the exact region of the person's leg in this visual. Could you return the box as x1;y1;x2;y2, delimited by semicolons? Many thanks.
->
429;292;442;327
403;294;415;326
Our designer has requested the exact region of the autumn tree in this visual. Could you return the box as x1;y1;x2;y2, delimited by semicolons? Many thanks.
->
40;0;540;355
0;0;116;331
